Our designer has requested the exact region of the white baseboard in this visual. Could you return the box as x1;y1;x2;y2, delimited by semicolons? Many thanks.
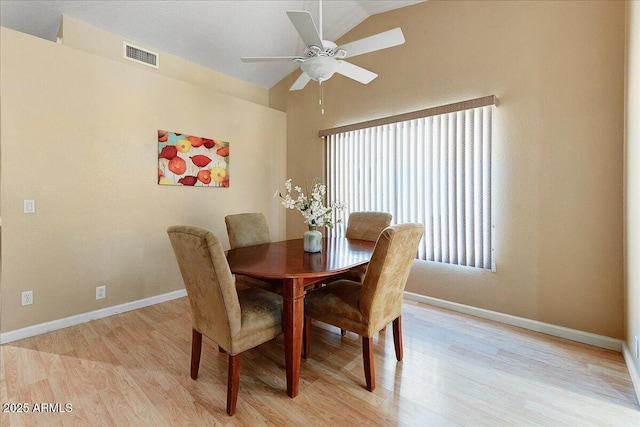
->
622;343;640;405
403;292;623;352
0;289;187;344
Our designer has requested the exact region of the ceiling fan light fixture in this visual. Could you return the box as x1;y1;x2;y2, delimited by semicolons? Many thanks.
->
301;57;340;82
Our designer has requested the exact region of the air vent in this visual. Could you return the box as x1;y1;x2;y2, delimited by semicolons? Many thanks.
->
123;42;159;68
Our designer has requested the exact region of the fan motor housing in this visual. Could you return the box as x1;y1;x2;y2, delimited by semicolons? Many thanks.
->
304;41;346;59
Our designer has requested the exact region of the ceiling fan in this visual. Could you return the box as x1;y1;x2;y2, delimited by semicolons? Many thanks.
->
241;1;405;91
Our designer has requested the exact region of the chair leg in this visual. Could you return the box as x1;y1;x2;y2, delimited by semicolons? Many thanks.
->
393;316;403;361
191;329;202;380
227;354;241;416
303;317;310;359
362;336;375;392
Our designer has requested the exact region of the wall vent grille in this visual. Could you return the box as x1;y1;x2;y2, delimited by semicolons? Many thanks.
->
123;43;159;68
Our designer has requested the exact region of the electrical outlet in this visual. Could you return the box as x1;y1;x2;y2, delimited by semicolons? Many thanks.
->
96;285;106;300
635;336;639;360
21;290;33;306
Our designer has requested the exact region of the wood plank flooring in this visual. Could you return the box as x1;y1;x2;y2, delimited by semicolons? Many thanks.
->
1;297;639;426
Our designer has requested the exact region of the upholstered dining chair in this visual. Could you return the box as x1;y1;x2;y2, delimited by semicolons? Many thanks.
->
303;223;424;392
167;225;283;415
225;213;280;293
225;213;271;248
334;211;392;336
342;211;392;282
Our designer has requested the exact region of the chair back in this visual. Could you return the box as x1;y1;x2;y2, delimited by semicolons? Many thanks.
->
346;211;392;242
167;225;241;344
225;213;271;249
360;223;424;331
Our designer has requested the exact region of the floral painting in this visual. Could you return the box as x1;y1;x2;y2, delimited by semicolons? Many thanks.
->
158;130;229;187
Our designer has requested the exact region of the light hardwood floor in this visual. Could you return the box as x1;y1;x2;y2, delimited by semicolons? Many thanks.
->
1;297;639;426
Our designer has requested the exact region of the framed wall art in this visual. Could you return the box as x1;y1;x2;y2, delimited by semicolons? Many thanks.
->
158;129;229;187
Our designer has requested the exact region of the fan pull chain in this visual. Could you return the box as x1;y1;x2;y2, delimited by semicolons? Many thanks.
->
319;81;324;115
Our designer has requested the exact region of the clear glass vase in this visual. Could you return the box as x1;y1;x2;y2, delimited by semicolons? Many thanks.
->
303;227;322;253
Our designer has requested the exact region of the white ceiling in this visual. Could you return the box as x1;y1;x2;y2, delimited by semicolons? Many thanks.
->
0;0;424;89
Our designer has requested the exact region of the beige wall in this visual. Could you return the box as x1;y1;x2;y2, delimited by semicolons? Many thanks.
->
625;0;640;382
0;27;286;332
60;16;269;107
270;0;625;338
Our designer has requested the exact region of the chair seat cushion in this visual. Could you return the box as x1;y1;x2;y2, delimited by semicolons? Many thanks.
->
229;288;283;355
304;280;370;336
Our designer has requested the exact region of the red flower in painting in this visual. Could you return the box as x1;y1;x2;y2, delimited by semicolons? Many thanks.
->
197;169;212;184
159;145;178;160
168;157;187;175
190;155;212;167
186;135;204;147
178;176;198;186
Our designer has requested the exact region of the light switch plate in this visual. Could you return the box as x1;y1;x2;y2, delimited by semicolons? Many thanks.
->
24;199;35;213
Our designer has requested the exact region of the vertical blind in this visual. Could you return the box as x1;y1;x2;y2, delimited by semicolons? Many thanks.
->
325;102;494;270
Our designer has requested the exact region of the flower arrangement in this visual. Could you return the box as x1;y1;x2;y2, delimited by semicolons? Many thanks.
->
275;178;346;229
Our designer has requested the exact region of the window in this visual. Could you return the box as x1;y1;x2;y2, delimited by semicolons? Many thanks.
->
323;96;496;270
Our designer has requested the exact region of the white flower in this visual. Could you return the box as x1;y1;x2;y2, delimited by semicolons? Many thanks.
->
274;178;346;228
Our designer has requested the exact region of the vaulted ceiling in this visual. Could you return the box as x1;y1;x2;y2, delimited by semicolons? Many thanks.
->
0;0;424;89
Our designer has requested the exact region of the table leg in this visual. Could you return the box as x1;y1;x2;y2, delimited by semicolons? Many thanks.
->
282;277;305;398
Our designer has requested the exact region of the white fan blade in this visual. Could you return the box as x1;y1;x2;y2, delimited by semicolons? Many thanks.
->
336;61;378;84
338;27;405;59
241;56;303;62
289;72;311;91
287;10;323;48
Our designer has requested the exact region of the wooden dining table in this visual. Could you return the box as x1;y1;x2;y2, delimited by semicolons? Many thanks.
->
226;236;376;398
